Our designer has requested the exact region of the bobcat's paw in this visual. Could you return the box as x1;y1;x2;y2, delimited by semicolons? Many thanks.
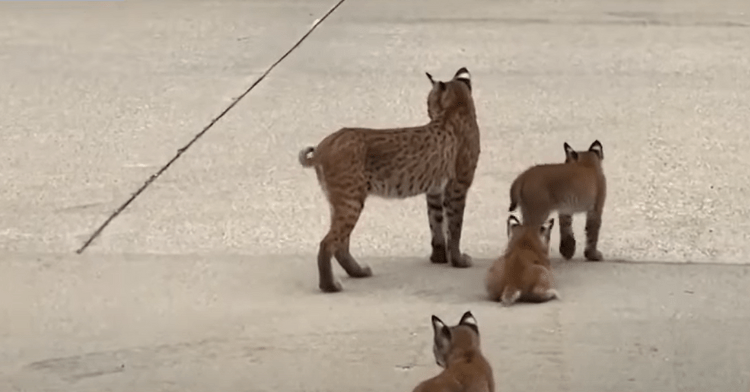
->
319;279;343;293
350;264;372;278
451;253;473;268
584;249;604;262
429;246;448;264
559;236;576;260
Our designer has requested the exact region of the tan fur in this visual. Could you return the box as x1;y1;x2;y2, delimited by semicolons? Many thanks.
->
298;67;481;293
508;140;607;261
412;311;495;392
485;215;559;306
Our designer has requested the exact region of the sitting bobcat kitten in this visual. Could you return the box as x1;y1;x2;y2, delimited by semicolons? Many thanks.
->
298;67;481;293
412;311;495;392
485;215;559;306
508;140;607;261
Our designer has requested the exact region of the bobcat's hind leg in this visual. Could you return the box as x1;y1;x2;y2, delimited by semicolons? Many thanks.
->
558;213;576;260
426;192;447;264
336;235;372;278
584;209;604;262
443;180;472;268
318;193;370;293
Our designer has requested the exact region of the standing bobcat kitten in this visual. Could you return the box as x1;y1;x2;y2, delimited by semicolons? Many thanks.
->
485;215;559;306
298;67;481;293
412;311;495;392
508;140;607;261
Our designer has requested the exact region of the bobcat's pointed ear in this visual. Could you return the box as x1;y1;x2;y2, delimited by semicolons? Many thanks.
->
432;315;447;333
507;214;521;238
426;72;436;86
589;140;604;160
432;315;451;343
564;142;578;161
540;218;555;243
454;67;471;91
459;311;479;334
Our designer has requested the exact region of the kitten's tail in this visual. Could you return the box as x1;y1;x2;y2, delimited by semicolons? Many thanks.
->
501;286;521;306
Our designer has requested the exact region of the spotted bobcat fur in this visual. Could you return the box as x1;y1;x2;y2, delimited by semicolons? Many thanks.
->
298;67;480;292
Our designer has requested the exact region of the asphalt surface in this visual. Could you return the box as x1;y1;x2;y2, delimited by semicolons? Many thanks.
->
1;0;749;391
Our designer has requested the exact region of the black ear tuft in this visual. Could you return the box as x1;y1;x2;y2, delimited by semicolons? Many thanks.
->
432;315;447;335
507;215;521;237
454;67;470;79
454;67;471;91
564;142;578;161
433;315;451;342
541;218;555;234
589;140;604;160
426;72;436;85
459;311;479;335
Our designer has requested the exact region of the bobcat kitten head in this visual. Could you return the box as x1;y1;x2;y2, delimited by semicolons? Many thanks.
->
412;311;494;392
564;140;604;166
506;214;554;251
431;310;480;368
425;67;474;121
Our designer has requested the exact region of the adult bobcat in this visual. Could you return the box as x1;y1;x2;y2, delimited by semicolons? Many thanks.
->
508;140;606;261
411;311;495;392
485;215;558;306
298;67;481;293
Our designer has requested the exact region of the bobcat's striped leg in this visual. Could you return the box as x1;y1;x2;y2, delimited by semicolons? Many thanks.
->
583;210;604;261
318;194;370;293
443;180;472;268
335;235;372;278
558;213;576;260
426;192;447;264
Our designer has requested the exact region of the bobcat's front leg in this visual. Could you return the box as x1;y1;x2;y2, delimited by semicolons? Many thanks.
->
426;192;447;264
443;179;472;268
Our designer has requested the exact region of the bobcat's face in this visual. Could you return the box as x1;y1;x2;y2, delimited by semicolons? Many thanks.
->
426;67;473;121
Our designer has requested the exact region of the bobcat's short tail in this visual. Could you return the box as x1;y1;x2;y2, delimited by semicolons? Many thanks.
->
298;147;316;168
508;177;521;212
501;286;521;306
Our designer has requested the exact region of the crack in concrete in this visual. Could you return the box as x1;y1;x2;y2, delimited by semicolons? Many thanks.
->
75;0;349;254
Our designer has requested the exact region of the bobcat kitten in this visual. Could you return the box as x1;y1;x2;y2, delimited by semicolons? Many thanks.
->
486;215;559;306
411;311;495;392
508;140;606;261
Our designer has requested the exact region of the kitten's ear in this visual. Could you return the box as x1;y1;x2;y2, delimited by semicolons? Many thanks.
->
426;72;436;86
589;140;604;160
431;315;451;345
564;142;578;161
459;311;478;335
454;67;471;91
507;215;521;238
540;218;555;242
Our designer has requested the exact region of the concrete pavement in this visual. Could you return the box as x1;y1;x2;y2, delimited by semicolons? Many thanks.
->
1;0;749;391
1;254;748;391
